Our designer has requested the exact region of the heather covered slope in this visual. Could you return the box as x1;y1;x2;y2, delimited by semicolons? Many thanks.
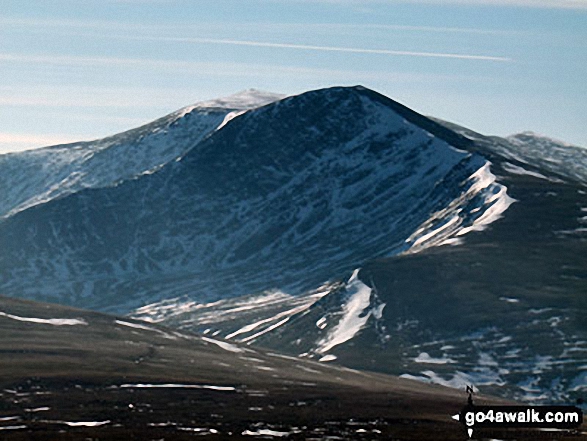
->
0;295;521;440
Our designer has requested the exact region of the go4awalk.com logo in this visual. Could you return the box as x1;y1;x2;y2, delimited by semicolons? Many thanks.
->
451;386;583;438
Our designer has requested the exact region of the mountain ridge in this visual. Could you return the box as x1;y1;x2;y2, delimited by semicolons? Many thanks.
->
0;85;521;311
0;89;283;220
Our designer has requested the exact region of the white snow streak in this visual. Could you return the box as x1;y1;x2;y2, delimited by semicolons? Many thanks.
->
64;421;110;427
119;383;236;391
456;163;516;236
315;269;374;354
243;428;291;437
201;336;245;353
240;317;291;343
0;311;87;326
414;352;455;364
502;162;556;181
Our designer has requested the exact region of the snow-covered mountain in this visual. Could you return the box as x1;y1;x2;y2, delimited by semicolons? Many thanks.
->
0;86;513;311
2;85;586;406
133;153;587;404
0;89;283;219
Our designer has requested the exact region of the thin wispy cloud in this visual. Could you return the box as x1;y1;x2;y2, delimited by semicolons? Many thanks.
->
317;23;524;36
152;36;512;62
0;16;162;32
0;53;319;71
0;55;497;88
0;30;511;68
0;86;200;109
0;95;138;108
284;0;587;10
0;133;82;144
0;16;522;36
30;30;509;62
400;0;587;9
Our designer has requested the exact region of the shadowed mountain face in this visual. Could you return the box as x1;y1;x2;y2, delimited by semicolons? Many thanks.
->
128;106;587;404
201;169;586;405
0;86;511;311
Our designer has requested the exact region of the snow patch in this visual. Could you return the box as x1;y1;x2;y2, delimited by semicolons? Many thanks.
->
0;311;87;326
0;425;27;431
316;317;328;329
407;161;515;252
414;352;455;364
243;428;291;437
119;383;236;391
64;421;110;427
315;269;373;354
0;416;19;422
502;162;559;182
239;317;290;343
456;163;516;237
401;368;505;389
499;297;520;304
183;89;285;113
570;372;587;392
115;319;157;331
202;336;244;353
217;110;247;130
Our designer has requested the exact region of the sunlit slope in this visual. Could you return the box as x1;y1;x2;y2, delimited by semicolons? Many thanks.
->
0;89;283;219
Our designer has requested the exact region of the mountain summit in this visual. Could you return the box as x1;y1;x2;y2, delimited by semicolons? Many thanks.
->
1;86;517;311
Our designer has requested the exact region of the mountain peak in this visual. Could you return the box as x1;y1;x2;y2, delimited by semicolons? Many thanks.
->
181;89;286;114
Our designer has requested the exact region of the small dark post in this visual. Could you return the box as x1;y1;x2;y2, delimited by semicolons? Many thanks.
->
466;385;474;406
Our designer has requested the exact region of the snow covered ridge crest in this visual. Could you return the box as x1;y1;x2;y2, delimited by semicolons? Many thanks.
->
174;89;285;117
0;90;283;220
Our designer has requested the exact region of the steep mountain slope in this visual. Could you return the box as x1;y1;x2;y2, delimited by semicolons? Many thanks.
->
1;296;518;440
433;118;587;184
0;89;283;219
0;86;511;312
133;130;587;404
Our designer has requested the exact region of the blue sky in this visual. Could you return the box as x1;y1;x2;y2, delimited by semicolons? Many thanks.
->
1;0;586;153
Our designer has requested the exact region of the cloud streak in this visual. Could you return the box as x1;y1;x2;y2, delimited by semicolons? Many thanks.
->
0;18;511;61
0;37;510;76
155;36;511;61
78;0;587;7
0;16;523;36
282;0;587;9
0;52;510;87
401;0;587;9
0;133;82;145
